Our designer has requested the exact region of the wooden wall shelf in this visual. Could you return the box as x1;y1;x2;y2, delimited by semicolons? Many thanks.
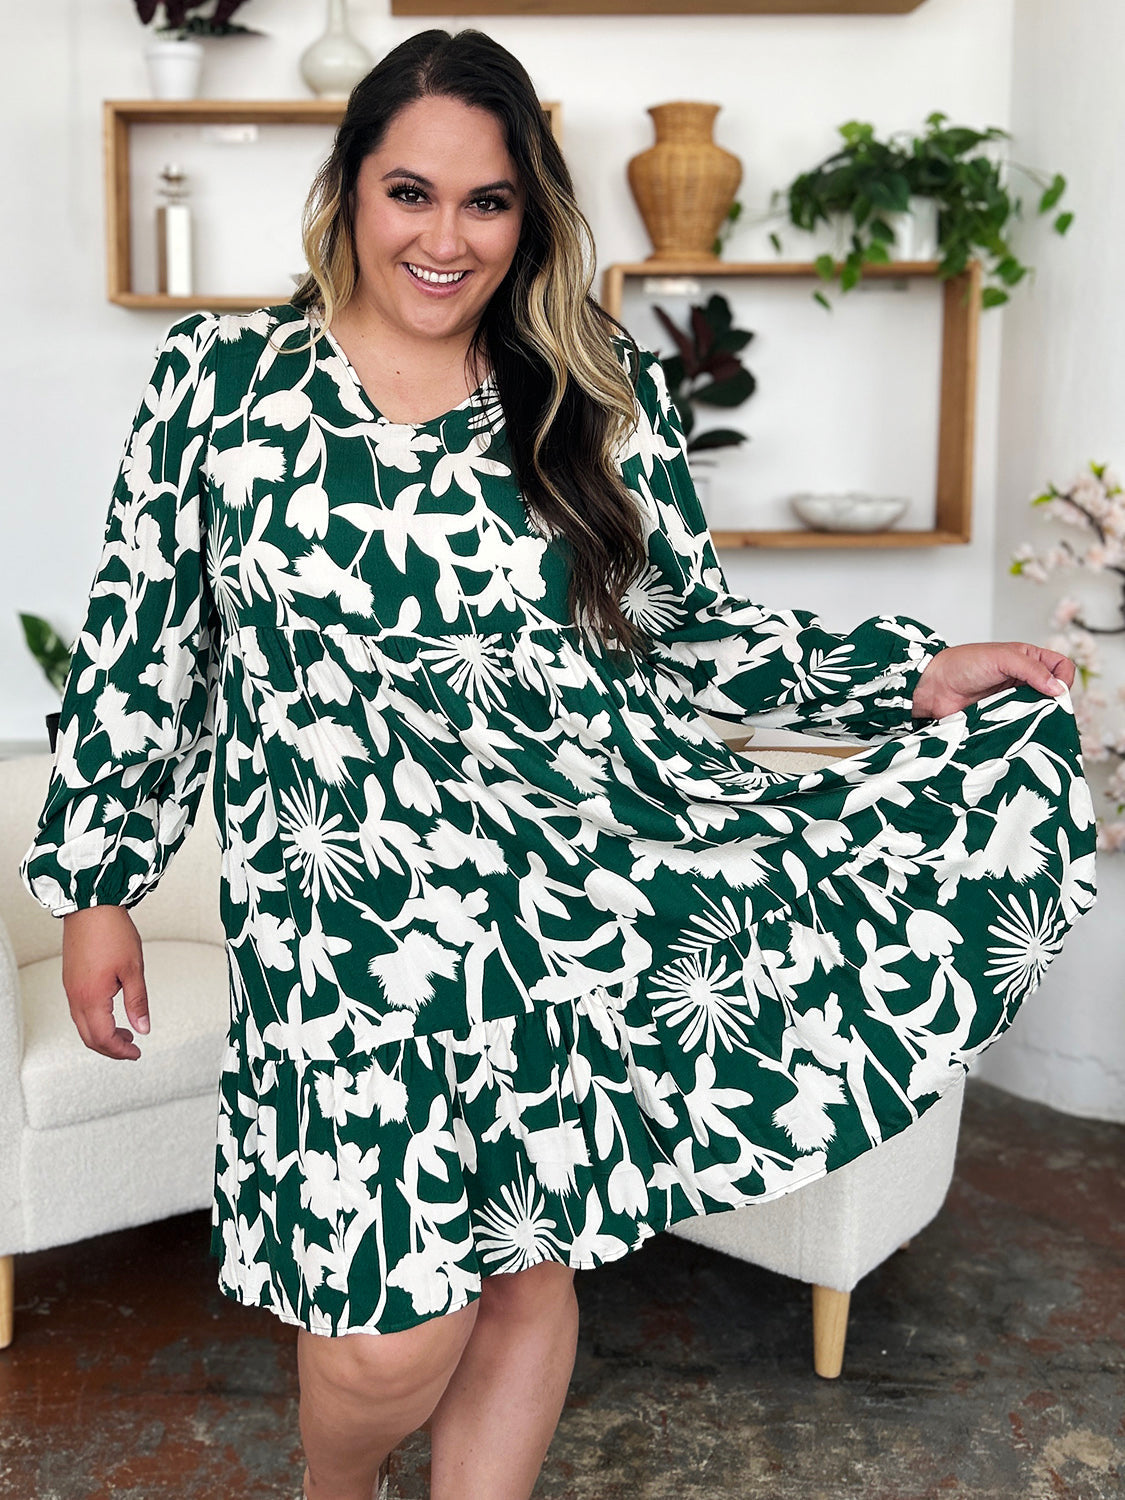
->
104;98;562;311
600;257;981;551
391;2;927;14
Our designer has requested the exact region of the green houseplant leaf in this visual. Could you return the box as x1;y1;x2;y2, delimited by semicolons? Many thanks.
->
652;294;756;456
19;612;73;696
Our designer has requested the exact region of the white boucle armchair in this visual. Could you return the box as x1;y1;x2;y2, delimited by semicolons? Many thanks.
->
0;751;228;1349
0;743;964;1375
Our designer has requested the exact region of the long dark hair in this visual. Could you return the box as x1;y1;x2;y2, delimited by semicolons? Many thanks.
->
290;28;655;660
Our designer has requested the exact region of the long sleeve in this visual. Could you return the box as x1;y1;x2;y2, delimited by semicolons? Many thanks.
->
617;346;949;741
19;311;222;917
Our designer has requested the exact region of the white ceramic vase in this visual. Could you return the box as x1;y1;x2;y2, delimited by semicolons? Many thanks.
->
144;37;204;101
299;0;374;100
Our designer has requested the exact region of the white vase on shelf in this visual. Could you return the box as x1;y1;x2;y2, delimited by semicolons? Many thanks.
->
299;0;374;100
145;37;204;100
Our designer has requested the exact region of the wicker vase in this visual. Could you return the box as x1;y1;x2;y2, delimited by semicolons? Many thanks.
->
627;102;742;264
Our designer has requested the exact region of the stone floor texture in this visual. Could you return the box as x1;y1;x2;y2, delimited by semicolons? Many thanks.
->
0;1079;1122;1499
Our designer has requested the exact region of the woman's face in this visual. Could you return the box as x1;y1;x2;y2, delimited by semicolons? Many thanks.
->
348;94;526;350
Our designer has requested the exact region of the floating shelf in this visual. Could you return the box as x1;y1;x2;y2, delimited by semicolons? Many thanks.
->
600;257;981;550
391;2;928;14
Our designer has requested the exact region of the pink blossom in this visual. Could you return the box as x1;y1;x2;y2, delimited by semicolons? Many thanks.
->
1070;473;1109;512
1068;631;1102;672
1078;731;1109;763
1084;544;1109;570
1051;597;1083;627
1046;497;1090;528
1096;821;1125;852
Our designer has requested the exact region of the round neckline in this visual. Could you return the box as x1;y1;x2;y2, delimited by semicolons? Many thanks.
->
314;317;495;429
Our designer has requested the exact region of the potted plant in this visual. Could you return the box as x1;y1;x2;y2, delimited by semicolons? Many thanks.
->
19;613;73;753
134;1;264;99
769;112;1072;310
651;292;756;505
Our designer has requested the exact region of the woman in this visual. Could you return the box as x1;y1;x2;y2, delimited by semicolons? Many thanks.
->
19;27;1096;1500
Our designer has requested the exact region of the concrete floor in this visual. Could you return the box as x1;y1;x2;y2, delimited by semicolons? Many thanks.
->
1;1079;1122;1499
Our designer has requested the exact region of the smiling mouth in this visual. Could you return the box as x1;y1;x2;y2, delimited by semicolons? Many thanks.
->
404;263;471;286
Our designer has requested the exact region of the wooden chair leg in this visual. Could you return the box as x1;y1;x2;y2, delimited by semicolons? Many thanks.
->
812;1283;850;1378
0;1255;13;1350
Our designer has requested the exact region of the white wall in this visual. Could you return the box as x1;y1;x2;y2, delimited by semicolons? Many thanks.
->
10;1;1117;1118
2;0;1014;742
972;0;1125;1123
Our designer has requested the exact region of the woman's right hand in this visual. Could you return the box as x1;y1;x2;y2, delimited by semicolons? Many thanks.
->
61;907;150;1060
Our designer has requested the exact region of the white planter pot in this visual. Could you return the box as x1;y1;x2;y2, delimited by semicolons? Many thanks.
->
688;459;716;511
885;196;940;262
145;38;204;101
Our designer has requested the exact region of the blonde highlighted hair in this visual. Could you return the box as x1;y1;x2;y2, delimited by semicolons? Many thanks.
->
288;27;655;659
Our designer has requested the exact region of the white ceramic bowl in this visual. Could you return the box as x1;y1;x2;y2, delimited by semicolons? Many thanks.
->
788;492;910;532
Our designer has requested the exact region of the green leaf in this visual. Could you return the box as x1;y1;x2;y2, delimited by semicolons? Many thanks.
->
839;120;876;147
768;231;783;254
693;369;757;407
813;290;833;311
687;428;748;452
815;253;837;282
1009;560;1024;575
981;286;1010;308
1030;490;1055;505
18;611;72;695
713;328;754;355
938;247;969;277
869;175;912;213
840;260;861;292
703;293;734;333
995;256;1027;286
1038;173;1066;212
863;239;891;264
1054;210;1074;235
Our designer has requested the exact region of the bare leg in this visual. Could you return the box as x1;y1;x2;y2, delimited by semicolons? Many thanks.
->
428;1260;579;1500
299;1299;478;1500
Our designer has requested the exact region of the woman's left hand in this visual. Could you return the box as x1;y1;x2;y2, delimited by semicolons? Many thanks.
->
912;641;1077;721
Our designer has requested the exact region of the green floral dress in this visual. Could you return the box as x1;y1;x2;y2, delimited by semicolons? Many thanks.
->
19;303;1098;1337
